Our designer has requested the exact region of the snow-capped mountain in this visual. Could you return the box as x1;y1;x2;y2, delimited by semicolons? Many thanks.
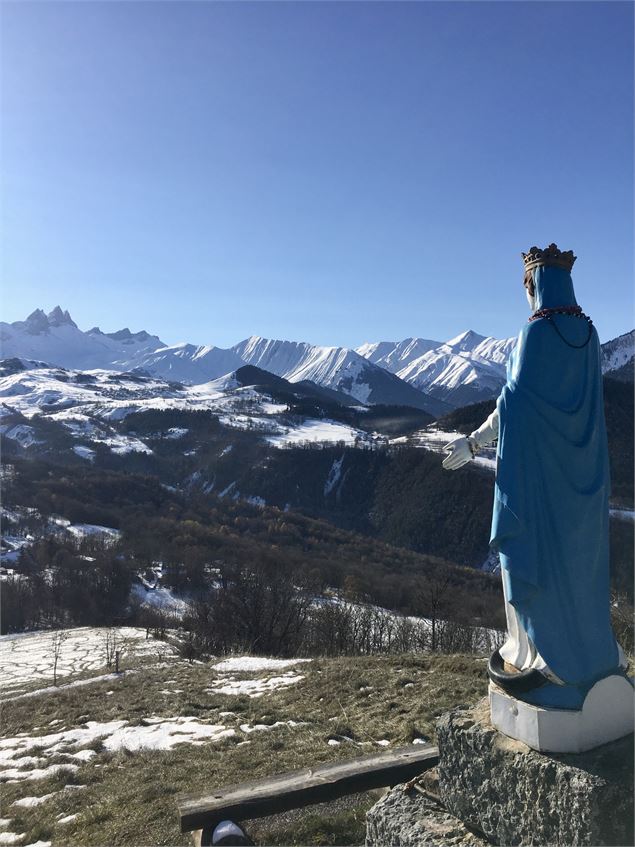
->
358;326;633;407
0;361;380;460
355;337;441;373
1;309;446;415
230;336;448;414
0;307;166;371
2;307;632;414
601;329;634;381
355;331;518;407
386;331;517;408
134;342;245;384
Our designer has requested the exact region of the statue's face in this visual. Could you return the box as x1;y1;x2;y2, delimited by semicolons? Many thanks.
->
523;270;536;311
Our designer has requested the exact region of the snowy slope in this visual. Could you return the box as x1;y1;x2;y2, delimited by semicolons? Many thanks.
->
360;327;630;407
601;329;634;379
356;331;517;407
134;342;245;383
2;310;443;413
392;331;515;407
355;337;441;373
0;307;166;372
0;362;374;455
231;336;448;414
1;306;243;384
3;307;632;411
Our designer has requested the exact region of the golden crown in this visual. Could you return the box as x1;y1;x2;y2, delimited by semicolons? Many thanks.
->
522;243;577;273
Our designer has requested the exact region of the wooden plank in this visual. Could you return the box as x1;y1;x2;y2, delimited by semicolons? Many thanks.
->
178;743;438;833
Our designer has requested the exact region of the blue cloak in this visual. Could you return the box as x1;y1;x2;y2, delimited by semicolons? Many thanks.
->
490;265;620;707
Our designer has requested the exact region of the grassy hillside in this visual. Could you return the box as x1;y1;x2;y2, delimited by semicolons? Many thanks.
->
0;631;490;847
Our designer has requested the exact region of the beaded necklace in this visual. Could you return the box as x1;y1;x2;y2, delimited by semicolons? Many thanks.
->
528;305;594;349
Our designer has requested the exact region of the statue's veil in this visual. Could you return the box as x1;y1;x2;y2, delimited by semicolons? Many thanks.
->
490;266;619;705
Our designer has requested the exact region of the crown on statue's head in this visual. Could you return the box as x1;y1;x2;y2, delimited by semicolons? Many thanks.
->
522;243;577;273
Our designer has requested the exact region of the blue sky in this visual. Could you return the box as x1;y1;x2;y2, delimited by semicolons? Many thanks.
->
1;1;633;348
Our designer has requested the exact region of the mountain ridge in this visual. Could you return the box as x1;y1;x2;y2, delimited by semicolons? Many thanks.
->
1;307;632;411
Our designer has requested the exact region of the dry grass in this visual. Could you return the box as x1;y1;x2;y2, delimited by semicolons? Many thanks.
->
1;653;489;846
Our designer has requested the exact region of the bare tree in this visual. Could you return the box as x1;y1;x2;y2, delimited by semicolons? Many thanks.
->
50;630;69;686
103;627;117;669
415;574;453;652
102;627;132;673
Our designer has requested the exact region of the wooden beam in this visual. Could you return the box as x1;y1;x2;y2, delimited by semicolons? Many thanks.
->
178;743;439;833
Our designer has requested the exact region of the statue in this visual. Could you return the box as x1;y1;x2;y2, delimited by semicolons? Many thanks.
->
443;244;633;752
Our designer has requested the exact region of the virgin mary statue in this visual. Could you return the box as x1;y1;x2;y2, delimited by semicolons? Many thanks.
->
443;244;627;710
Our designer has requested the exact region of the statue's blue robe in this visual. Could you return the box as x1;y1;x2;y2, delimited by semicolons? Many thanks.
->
490;265;620;708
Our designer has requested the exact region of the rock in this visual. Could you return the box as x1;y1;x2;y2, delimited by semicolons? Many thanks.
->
437;698;634;846
365;785;488;846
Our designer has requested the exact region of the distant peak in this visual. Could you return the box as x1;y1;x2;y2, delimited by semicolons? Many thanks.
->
47;305;78;328
446;329;486;348
105;327;155;343
24;308;51;334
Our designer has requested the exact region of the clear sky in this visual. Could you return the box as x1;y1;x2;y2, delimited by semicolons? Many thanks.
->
1;1;633;349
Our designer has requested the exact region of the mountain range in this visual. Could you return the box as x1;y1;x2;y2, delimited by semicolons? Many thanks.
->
1;307;633;412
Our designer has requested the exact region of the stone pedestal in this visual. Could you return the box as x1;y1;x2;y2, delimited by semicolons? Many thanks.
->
438;699;633;846
365;783;487;846
366;698;634;846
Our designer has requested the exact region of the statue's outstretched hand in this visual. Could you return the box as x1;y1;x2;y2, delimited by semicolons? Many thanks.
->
442;435;476;470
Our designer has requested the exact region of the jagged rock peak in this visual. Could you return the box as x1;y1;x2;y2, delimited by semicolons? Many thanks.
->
47;306;78;328
24;309;51;334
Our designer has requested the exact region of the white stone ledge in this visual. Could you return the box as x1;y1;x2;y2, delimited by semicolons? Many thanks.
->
489;675;635;753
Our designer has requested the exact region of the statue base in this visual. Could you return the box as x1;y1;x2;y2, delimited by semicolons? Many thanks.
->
365;781;487;846
489;674;634;753
365;698;634;846
438;699;634;846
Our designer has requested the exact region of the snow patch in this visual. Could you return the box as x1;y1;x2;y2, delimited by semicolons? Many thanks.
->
324;455;344;496
212;656;312;673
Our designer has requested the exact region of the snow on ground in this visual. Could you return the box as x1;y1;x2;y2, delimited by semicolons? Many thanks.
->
207;673;306;698
1;362;389;454
610;508;635;522
239;720;307;733
324;454;345;496
71;445;95;461
0;628;177;697
259;402;289;414
0;713;309;789
2;669;146;704
65;523;121;541
0;717;234;783
207;655;312;698
130;583;191;615
94;432;153;454
217;414;285;434
212;657;312;673
0;424;43;449
163;427;188;439
1;535;32;565
11;795;57;808
267;419;369;448
0;832;26;844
